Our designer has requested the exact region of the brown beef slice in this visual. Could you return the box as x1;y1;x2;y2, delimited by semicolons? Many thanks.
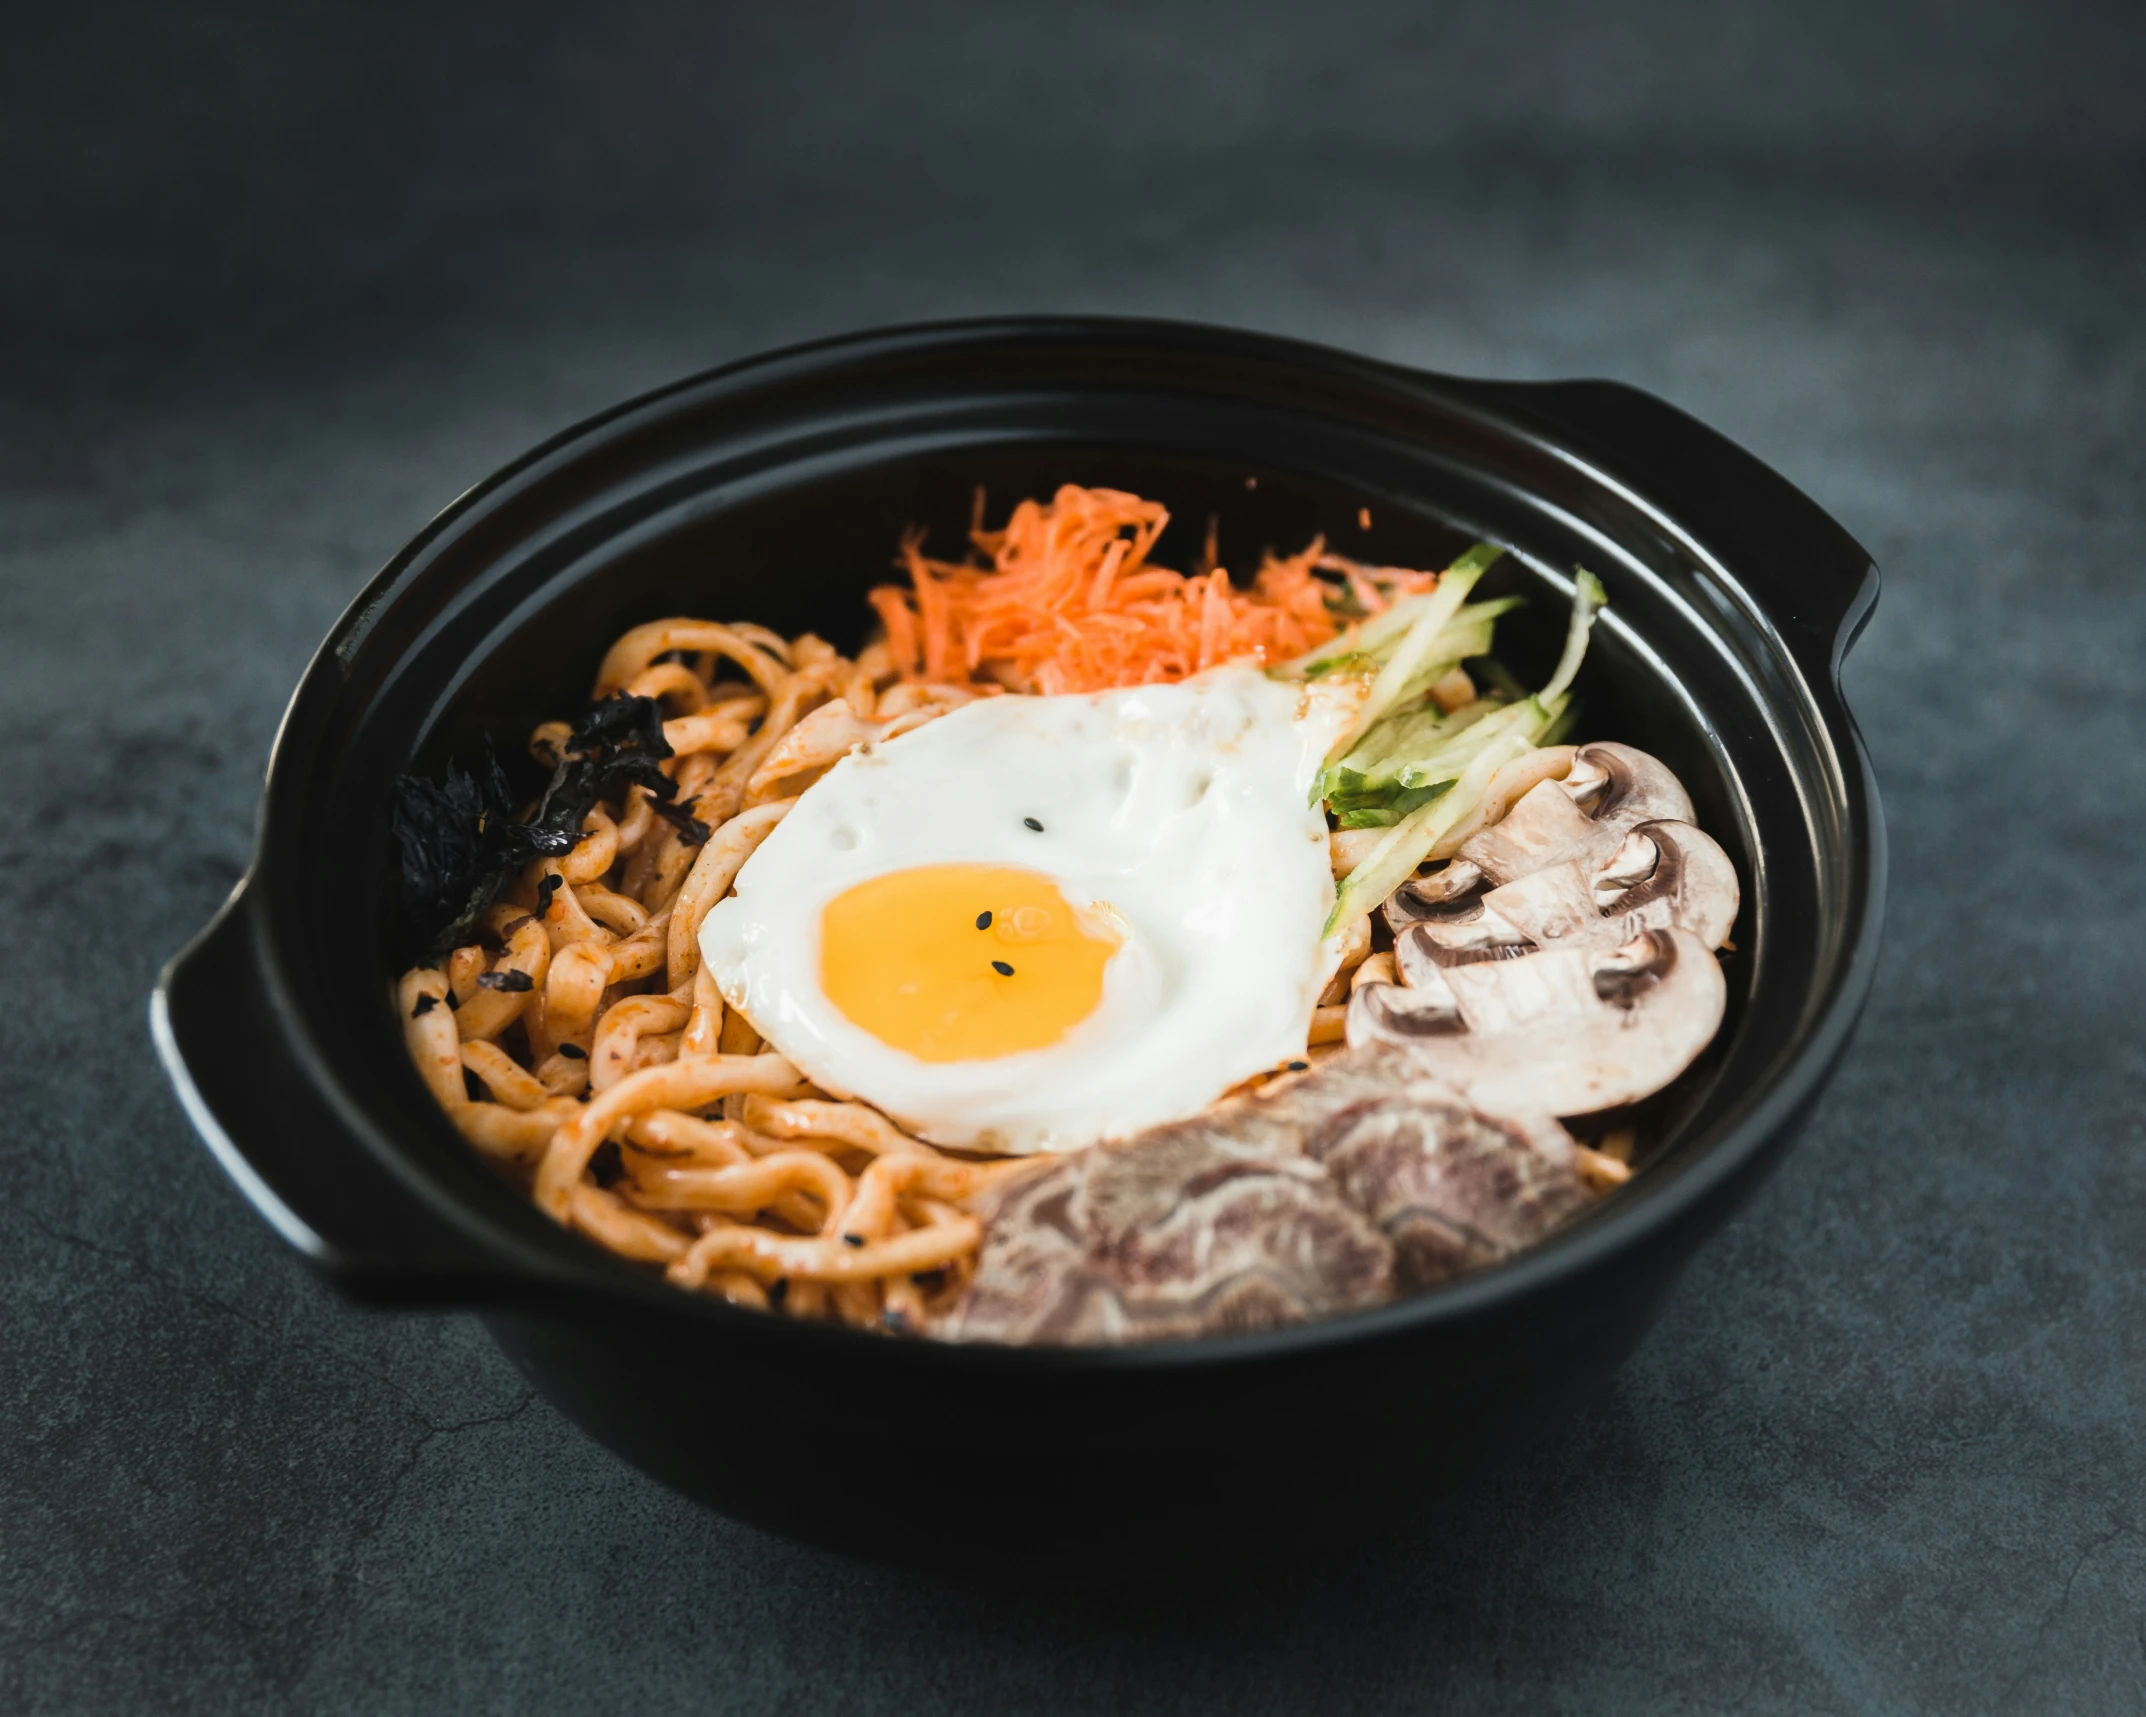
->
939;1045;1593;1343
941;1118;1394;1346
1299;1068;1592;1289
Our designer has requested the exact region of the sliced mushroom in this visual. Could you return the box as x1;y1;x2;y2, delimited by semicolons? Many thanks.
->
1399;819;1739;968
1392;909;1535;985
1579;820;1739;950
1447;776;1604;889
1559;741;1694;825
1473;860;1604;944
1387;742;1698;920
1347;927;1726;1116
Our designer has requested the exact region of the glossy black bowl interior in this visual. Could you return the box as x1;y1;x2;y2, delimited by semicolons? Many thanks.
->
155;318;1883;1570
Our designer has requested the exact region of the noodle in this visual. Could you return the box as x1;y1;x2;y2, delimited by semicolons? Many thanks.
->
395;626;1036;1329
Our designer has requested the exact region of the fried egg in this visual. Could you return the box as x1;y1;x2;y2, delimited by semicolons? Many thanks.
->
700;664;1359;1153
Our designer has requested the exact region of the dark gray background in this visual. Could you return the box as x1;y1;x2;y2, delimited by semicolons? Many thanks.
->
5;2;2143;1711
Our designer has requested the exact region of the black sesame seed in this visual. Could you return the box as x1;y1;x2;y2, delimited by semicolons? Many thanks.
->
1022;816;1043;831
556;1042;587;1060
1287;1059;1309;1072
768;1278;790;1306
411;993;438;1017
842;1233;866;1248
976;910;993;930
992;960;1015;976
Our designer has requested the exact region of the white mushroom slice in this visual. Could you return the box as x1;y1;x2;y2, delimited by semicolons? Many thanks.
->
1402;894;1534;957
1393;918;1534;987
1421;745;1578;864
1346;927;1726;1115
1348;969;1464;1035
1385;742;1705;930
1387;858;1484;916
1459;741;1698;885
1454;776;1602;884
1391;818;1738;1002
1594;827;1661;896
1559;742;1696;827
1483;820;1739;953
1479;861;1601;944
1589;821;1740;951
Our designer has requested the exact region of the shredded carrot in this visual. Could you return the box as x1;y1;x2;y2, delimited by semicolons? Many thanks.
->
869;485;1438;695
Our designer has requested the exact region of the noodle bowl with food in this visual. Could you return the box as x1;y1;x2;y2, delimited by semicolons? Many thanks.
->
392;483;1741;1342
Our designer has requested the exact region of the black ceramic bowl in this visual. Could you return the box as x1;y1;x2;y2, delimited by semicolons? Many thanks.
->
153;318;1883;1568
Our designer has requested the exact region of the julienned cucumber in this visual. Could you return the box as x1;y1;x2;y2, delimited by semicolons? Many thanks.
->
1323;731;1531;935
1314;563;1608;934
1284;542;1507;679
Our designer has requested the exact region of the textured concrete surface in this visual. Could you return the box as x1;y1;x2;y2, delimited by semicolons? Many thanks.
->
4;3;2144;1712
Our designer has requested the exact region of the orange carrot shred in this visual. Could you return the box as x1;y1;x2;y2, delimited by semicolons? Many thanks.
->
870;486;1438;695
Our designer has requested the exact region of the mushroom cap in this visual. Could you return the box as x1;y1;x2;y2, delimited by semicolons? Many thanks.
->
1347;926;1727;1116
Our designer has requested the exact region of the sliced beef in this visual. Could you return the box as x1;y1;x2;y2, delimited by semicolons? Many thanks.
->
1296;1061;1593;1289
940;1044;1597;1345
940;1118;1393;1346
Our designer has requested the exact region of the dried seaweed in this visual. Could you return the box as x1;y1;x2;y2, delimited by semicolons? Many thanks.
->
391;694;682;960
648;796;713;845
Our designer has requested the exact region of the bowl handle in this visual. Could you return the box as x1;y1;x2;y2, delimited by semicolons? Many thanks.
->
1438;376;1880;682
151;884;520;1303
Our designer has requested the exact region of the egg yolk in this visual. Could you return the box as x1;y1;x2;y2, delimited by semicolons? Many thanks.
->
819;864;1121;1062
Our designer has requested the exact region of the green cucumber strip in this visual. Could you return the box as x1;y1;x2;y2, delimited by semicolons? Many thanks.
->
1348;566;1486;753
1387;632;1492;707
1300;650;1373;681
1284;590;1434;678
1450;594;1526;628
1329;779;1454;827
1539;568;1606;706
1317;574;1605;934
1324;703;1509;802
1335;695;1499;776
1281;541;1506;676
1324;730;1532;936
1381;699;1540;787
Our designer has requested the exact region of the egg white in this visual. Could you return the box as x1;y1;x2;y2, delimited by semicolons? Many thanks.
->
700;664;1359;1154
